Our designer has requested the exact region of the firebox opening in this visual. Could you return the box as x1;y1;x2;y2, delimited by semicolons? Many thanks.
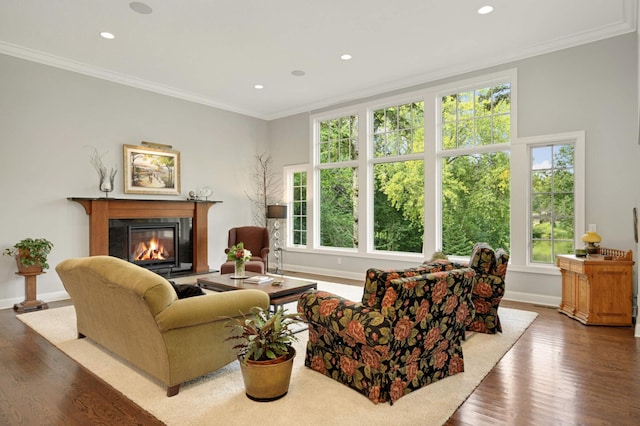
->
128;223;179;270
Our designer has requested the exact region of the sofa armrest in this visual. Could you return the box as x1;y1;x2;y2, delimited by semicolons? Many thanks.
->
298;290;392;347
155;289;269;332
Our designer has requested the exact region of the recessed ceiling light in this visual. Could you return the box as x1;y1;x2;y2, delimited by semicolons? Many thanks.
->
254;84;264;90
478;5;494;15
291;70;306;77
100;32;115;39
130;2;153;14
340;54;352;61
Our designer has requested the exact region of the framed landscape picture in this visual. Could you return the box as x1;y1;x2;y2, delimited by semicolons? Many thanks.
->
123;144;181;195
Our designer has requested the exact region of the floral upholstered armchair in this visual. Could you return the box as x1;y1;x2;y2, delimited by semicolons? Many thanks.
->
423;243;509;334
465;243;508;333
297;266;476;404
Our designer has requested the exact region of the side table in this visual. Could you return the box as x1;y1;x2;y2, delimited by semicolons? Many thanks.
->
14;271;49;313
557;248;634;326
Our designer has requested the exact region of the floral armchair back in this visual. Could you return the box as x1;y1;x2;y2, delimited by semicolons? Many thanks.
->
466;242;509;333
298;267;476;404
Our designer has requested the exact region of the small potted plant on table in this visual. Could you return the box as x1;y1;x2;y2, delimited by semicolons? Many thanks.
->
3;238;54;274
226;306;302;401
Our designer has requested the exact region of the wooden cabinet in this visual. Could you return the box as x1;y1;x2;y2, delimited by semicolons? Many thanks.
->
557;249;634;326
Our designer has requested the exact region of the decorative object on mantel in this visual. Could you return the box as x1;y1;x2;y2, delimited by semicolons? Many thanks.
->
200;186;213;200
3;237;53;312
123;144;181;195
227;242;251;279
267;204;287;274
89;148;117;198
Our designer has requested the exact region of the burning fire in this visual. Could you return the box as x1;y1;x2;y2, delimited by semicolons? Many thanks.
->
134;236;170;261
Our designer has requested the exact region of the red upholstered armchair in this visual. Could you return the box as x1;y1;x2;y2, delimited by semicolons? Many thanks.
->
223;226;270;270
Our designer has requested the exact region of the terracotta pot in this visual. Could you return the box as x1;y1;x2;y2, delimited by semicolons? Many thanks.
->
239;347;295;402
15;253;43;274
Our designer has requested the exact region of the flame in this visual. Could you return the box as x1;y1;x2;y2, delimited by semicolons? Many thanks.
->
134;236;169;261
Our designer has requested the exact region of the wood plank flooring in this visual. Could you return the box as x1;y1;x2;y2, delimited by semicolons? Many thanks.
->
0;273;638;425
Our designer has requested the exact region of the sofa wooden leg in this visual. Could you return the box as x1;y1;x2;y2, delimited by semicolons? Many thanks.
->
167;384;180;397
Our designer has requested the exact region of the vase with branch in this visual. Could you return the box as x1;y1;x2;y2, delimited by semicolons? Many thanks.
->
90;148;117;198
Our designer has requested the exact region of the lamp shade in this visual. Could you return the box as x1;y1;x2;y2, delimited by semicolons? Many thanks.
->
581;231;602;244
267;204;287;219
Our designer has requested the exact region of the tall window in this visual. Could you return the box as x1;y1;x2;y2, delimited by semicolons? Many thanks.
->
291;170;307;246
530;144;575;263
440;84;511;256
318;115;359;248
372;101;424;252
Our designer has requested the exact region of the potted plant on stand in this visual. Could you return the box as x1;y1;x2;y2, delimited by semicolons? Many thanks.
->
3;238;54;274
3;238;54;313
226;305;302;401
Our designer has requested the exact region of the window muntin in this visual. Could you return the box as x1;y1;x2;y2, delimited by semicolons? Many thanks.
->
442;84;511;150
319;115;358;163
530;144;575;263
373;102;424;157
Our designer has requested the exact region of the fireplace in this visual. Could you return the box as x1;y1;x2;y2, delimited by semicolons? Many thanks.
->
128;223;179;270
109;218;192;275
69;198;220;276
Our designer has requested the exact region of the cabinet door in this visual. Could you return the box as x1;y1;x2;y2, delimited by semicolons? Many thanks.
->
559;270;577;316
575;274;591;324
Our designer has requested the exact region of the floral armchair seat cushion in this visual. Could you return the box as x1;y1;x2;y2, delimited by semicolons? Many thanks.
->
297;267;475;404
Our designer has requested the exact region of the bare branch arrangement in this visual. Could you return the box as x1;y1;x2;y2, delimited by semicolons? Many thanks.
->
246;153;282;226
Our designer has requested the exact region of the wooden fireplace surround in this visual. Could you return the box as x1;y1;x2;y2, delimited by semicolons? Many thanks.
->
69;198;220;273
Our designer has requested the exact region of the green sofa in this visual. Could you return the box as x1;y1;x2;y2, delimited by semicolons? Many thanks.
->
56;256;269;396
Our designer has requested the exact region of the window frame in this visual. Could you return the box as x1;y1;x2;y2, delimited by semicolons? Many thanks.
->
511;131;585;272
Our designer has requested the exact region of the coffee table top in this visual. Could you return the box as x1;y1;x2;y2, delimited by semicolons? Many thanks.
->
197;273;317;301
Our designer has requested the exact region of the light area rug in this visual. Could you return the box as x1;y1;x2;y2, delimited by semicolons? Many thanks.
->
18;280;537;426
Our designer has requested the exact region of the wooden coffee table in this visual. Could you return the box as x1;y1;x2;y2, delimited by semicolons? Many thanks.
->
197;273;317;309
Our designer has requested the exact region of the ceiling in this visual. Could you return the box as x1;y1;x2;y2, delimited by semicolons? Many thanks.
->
0;0;636;120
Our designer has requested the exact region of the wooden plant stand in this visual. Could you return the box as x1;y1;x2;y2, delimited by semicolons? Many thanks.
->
14;271;49;313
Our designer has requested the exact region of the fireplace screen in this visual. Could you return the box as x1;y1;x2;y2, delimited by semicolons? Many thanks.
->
128;223;179;270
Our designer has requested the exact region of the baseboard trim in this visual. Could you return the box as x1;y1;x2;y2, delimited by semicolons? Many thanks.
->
0;290;69;311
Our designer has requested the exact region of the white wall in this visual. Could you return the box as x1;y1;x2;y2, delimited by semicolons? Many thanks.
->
268;34;639;308
0;53;268;308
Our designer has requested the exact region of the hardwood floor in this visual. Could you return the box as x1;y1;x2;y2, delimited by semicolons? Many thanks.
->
1;273;638;425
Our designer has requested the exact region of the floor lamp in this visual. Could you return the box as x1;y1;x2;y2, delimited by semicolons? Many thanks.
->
267;204;287;274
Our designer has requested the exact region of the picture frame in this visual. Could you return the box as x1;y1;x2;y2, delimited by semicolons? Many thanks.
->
123;144;181;195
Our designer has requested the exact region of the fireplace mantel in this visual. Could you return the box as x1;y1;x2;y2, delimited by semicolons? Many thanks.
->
69;197;221;273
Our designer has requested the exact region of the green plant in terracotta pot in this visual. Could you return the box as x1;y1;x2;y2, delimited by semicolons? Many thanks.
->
3;238;54;273
226;305;302;401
